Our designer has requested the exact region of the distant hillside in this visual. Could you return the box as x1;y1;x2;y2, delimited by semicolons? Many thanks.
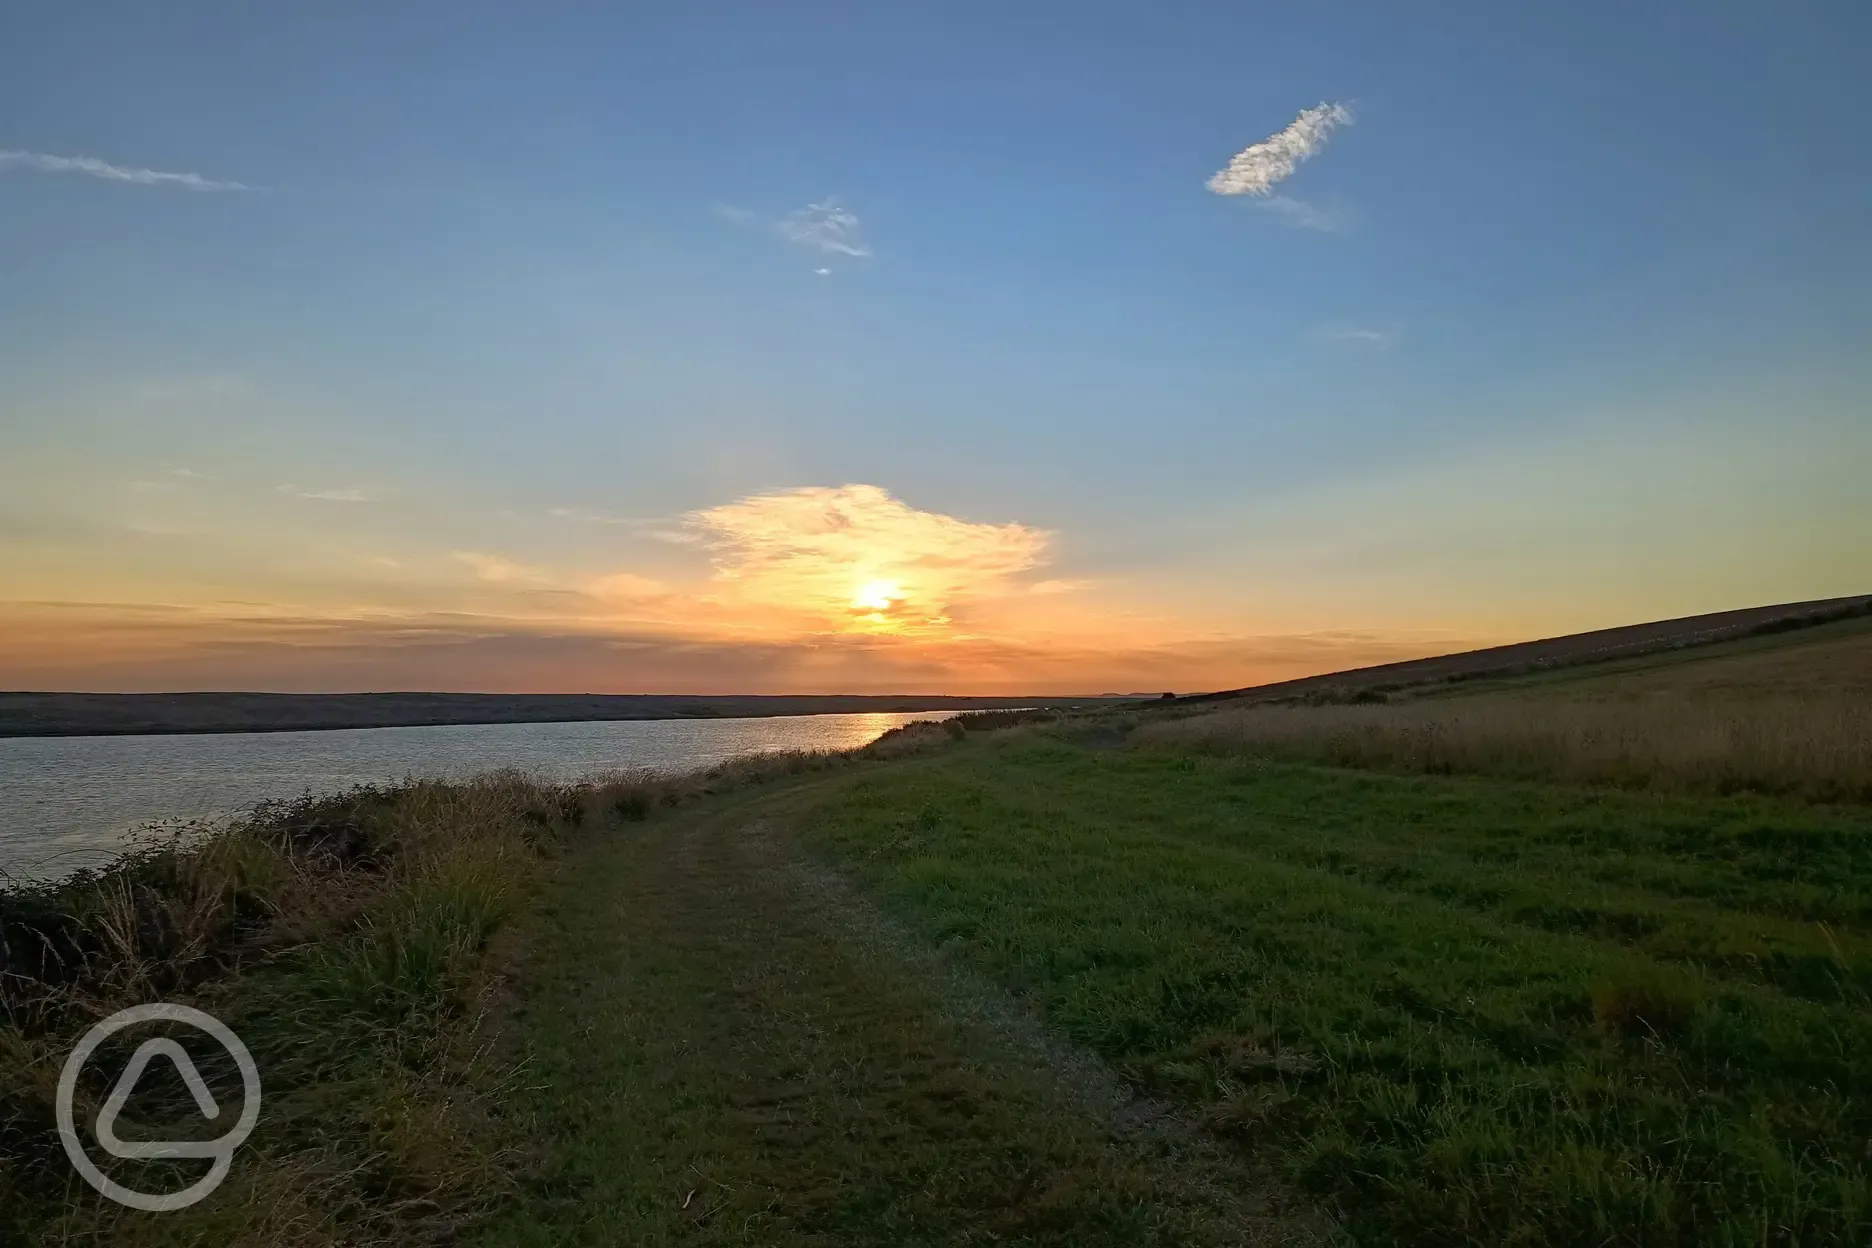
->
0;692;1110;739
1182;594;1872;706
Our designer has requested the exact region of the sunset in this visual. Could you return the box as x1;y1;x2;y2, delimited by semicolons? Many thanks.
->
4;4;1869;1243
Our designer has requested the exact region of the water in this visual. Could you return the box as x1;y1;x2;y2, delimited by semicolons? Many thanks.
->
0;711;952;881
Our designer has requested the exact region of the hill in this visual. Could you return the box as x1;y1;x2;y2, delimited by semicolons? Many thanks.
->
1182;593;1872;705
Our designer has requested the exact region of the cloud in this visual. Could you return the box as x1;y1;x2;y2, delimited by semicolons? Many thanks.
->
452;551;540;583
278;486;370;503
1312;324;1397;348
0;599;1480;697
548;507;651;526
1207;102;1354;197
780;198;871;257
814;267;831;276
1259;194;1354;233
0;149;250;191
718;197;872;261
685;484;1049;633
587;571;669;601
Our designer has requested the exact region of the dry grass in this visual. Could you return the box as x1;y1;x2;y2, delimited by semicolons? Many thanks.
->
1137;692;1872;801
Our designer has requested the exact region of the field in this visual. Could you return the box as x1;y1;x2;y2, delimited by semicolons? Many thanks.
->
788;736;1871;1244
1142;615;1872;802
6;614;1871;1245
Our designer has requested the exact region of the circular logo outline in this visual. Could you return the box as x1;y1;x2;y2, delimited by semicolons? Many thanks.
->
56;1002;262;1212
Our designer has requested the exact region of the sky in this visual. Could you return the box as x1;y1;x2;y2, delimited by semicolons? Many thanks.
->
2;0;1868;695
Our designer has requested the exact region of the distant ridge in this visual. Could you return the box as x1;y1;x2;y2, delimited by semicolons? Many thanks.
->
1182;594;1872;706
0;692;1110;739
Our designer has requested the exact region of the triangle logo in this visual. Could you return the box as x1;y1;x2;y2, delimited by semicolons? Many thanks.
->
94;1038;226;1160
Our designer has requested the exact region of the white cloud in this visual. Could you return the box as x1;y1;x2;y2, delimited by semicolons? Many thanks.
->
780;198;871;257
0;149;250;191
1312;324;1397;348
718;197;872;261
1207;102;1354;197
278;485;370;503
814;267;831;276
685;484;1048;632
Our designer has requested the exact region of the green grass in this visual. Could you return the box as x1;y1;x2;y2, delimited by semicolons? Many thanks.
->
12;686;1872;1244
1;776;580;1246
470;782;1327;1246
790;732;1872;1245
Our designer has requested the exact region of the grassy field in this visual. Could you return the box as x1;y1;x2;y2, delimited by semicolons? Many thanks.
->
790;734;1872;1245
1141;617;1872;801
8;626;1871;1245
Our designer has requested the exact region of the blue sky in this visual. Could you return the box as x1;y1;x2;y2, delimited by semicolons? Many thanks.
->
2;1;1868;692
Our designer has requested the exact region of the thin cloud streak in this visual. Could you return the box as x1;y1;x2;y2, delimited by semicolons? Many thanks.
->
0;599;1475;696
1207;102;1354;197
717;197;872;261
1313;325;1397;348
278;486;370;503
1260;194;1353;233
0;149;250;191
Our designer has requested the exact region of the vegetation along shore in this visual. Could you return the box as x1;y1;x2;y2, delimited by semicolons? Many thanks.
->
4;612;1870;1245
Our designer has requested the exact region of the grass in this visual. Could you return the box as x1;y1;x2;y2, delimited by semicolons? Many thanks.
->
1136;692;1872;801
788;732;1872;1245
10;619;1872;1245
470;781;1326;1246
1;772;582;1245
0;725;978;1244
1136;615;1872;802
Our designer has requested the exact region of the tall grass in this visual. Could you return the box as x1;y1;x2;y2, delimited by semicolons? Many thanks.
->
1137;693;1872;801
1;724;973;1243
1;771;582;1245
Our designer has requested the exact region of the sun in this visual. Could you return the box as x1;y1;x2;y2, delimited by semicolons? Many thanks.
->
851;579;904;612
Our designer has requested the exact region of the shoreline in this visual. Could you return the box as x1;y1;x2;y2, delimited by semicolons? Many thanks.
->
0;692;1115;740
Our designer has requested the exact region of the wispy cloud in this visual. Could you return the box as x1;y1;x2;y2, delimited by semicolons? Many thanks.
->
452;551;541;583
1207;102;1354;198
278;485;370;503
717;197;873;262
0;149;250;191
779;197;870;257
1260;194;1354;233
548;507;655;526
1312;324;1398;349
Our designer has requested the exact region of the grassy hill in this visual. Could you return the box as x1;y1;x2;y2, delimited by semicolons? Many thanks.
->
1182;593;1872;707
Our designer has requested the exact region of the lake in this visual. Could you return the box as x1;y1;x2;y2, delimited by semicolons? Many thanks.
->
0;711;952;881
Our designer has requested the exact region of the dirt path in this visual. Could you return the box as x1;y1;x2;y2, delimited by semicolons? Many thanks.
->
473;787;1330;1246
